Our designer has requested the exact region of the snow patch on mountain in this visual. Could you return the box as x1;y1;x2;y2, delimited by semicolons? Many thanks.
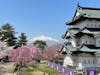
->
29;35;59;46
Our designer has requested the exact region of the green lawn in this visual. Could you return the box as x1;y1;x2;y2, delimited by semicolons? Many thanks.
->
25;63;62;75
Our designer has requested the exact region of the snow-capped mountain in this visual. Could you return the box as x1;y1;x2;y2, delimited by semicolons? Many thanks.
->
29;35;59;46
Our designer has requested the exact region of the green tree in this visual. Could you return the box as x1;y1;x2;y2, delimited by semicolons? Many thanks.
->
13;33;27;49
1;23;17;46
33;40;47;54
18;33;27;46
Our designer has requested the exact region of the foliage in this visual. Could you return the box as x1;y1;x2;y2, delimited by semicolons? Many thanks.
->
8;46;34;71
0;23;17;46
43;44;61;60
8;44;42;66
33;40;47;53
0;40;14;61
8;46;33;65
18;33;27;46
8;44;42;74
0;23;28;49
25;63;62;75
15;33;28;48
26;71;33;75
27;43;42;61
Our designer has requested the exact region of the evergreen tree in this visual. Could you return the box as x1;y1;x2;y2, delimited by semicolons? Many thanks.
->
0;23;17;46
33;40;47;54
18;33;27;46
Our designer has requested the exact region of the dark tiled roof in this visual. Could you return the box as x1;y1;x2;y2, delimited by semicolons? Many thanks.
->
74;28;100;37
80;6;100;10
85;28;100;31
59;42;100;55
75;32;94;37
66;6;100;25
85;45;100;49
63;27;100;39
62;28;80;39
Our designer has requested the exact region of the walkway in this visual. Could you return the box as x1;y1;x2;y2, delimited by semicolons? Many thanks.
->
0;63;16;75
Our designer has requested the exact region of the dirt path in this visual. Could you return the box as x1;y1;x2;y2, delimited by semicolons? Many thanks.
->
0;63;16;75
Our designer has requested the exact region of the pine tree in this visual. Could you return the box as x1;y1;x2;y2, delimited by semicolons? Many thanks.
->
18;33;27;46
33;40;47;54
1;23;17;46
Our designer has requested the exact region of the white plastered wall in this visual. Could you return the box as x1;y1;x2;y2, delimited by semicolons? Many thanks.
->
73;20;100;28
80;35;95;45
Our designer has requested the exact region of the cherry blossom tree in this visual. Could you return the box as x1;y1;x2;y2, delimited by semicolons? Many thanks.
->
0;40;13;62
27;43;42;61
8;43;42;64
43;44;61;60
8;44;42;73
8;47;32;74
9;47;33;65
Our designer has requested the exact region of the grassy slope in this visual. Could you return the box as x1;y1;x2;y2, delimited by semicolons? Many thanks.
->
26;63;62;75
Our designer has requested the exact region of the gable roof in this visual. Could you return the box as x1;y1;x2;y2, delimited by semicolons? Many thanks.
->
62;28;81;39
63;27;100;39
58;41;100;55
75;28;100;36
66;5;100;25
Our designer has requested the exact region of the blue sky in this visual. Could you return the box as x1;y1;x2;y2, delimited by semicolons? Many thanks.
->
0;0;100;42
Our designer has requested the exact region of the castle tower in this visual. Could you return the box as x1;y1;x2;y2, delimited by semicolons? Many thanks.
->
59;5;100;70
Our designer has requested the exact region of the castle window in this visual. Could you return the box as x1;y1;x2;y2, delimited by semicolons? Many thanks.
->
95;24;96;27
93;60;95;64
99;25;100;27
84;60;86;64
90;41;92;44
73;59;76;62
86;41;87;44
88;60;90;64
91;24;93;27
87;24;89;27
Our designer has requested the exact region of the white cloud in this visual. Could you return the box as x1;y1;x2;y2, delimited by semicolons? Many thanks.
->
29;35;59;43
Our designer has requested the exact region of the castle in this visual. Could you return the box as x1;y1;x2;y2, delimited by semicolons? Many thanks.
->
59;5;100;71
